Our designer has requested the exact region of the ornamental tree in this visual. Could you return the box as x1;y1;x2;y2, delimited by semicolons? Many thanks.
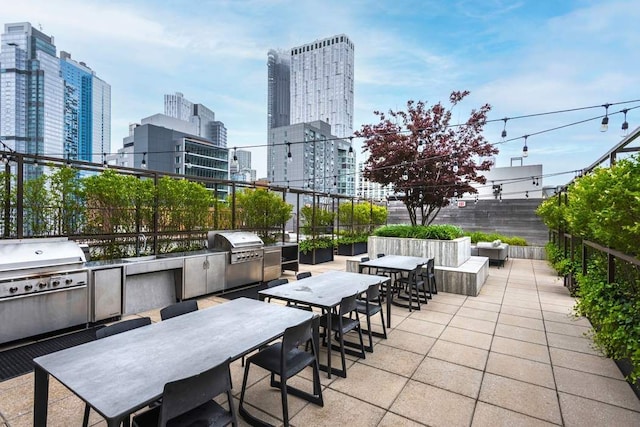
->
356;91;498;225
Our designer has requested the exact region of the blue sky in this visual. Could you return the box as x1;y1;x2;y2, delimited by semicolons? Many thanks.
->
2;0;639;187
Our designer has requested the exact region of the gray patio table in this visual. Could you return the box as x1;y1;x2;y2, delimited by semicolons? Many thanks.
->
258;270;386;379
359;255;432;328
33;297;314;427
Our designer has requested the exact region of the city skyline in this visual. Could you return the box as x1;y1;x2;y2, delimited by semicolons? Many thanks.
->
0;1;638;186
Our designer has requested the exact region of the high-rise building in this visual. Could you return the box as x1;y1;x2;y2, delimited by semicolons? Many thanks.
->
268;120;355;200
0;22;110;167
267;34;355;201
164;92;226;147
60;51;111;163
289;34;355;139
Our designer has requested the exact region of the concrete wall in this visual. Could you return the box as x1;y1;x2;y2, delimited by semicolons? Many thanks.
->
387;199;549;246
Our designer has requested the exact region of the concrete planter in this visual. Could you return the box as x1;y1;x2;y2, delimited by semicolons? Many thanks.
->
508;245;546;260
368;236;472;267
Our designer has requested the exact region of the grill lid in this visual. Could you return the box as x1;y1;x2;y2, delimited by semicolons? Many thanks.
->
0;238;86;273
208;231;264;250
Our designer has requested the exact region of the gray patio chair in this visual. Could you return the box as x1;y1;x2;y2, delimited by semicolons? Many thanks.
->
132;358;236;427
160;300;198;321
355;283;387;352
319;293;366;376
239;318;323;427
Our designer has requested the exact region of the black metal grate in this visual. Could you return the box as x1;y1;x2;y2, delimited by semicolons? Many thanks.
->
0;327;102;382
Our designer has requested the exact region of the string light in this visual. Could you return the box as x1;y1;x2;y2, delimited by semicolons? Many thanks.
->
141;152;147;169
348;136;354;158
621;109;629;137
522;135;529;158
286;142;292;163
501;117;508;138
600;103;611;132
102;152;107;168
232;147;238;167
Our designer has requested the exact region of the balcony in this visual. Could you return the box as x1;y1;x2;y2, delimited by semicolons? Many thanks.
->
0;256;638;426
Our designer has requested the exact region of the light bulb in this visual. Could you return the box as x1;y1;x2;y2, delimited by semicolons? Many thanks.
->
600;116;609;132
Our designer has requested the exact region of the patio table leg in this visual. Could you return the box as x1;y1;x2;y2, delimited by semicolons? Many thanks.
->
33;365;49;427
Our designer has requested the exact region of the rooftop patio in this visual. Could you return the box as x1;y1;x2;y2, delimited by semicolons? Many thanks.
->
1;256;639;426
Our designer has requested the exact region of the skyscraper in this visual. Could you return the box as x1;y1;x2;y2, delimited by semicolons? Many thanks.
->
60;51;111;163
0;22;110;165
289;34;355;139
267;34;356;201
267;35;355;138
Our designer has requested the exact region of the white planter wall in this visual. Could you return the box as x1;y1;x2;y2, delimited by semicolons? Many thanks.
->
368;236;471;268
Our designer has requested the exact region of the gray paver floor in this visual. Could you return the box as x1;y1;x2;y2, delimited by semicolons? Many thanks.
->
1;256;639;426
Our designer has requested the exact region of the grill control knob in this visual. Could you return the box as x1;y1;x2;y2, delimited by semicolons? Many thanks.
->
24;284;33;291
65;278;73;285
51;280;60;287
9;286;18;293
38;282;47;289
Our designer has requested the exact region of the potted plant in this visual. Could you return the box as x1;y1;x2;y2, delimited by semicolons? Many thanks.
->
299;205;335;264
298;237;334;264
335;234;369;256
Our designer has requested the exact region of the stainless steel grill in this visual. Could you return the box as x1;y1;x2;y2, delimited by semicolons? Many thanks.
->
0;238;89;344
208;231;264;289
208;231;264;264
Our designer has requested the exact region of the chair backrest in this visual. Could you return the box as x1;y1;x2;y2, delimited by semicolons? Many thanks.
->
426;258;435;274
360;257;370;262
159;358;233;426
281;317;313;356
160;300;198;321
296;271;312;280
412;263;427;282
365;283;381;301
377;253;385;258
339;293;359;316
96;317;151;340
267;278;289;288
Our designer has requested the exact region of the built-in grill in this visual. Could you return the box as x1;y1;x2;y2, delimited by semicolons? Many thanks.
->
208;231;264;289
0;238;89;344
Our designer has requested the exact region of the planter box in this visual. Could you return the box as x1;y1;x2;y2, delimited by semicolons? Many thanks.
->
337;242;367;256
299;247;334;265
368;236;471;267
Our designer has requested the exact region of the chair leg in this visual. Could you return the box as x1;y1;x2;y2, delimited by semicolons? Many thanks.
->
356;320;366;359
310;339;324;406
365;307;374;351
280;376;290;427
379;300;388;340
227;388;239;427
339;330;347;374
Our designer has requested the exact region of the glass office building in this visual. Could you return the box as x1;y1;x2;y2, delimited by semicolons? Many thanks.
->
0;23;110;168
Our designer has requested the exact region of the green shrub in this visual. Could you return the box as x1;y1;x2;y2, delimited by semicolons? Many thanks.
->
298;237;334;254
575;257;640;381
334;234;368;246
465;231;527;246
372;224;463;240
